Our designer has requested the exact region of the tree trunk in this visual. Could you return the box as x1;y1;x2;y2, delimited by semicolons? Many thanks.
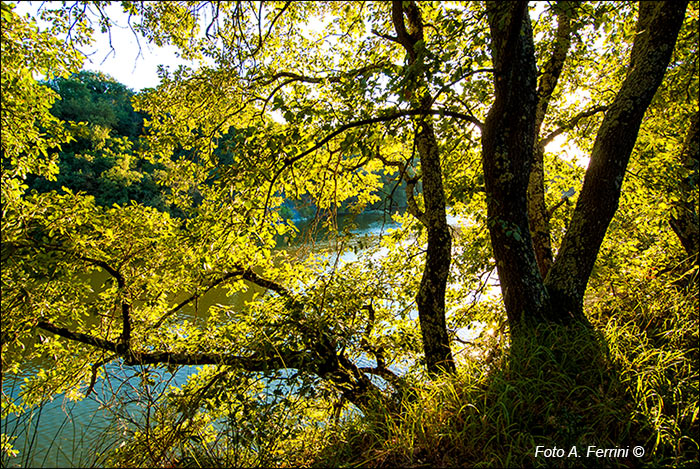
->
482;1;553;328
391;0;456;374
528;142;554;277
669;113;699;264
545;1;688;317
415;119;456;374
527;2;576;278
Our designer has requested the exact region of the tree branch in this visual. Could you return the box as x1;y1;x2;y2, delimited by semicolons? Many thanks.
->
38;318;313;369
390;0;416;56
85;354;118;397
375;151;426;223
19;240;135;350
359;304;386;369
38;320;122;354
260;62;388;86
540;105;608;147
284;108;481;168
546;195;573;220
371;28;398;43
536;2;576;130
74;254;132;350
152;267;292;328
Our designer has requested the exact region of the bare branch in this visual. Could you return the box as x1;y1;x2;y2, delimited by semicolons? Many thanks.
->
371;28;399;43
85;354;118;398
433;68;494;105
205;1;220;39
546;195;573;220
540;105;608;147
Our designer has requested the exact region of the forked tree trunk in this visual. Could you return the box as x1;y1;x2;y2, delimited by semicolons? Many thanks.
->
483;0;687;329
482;1;553;328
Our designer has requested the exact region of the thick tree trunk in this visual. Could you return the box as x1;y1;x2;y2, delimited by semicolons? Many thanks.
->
545;1;688;317
481;1;553;328
391;0;456;374
669;114;699;264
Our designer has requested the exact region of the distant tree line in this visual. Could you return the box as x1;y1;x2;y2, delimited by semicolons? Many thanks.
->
29;70;407;218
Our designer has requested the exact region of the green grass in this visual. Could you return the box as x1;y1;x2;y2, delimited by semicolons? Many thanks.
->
303;267;698;468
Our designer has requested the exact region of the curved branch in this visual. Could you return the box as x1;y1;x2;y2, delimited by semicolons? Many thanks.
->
152;266;292;328
19;241;134;349
260;62;389;86
546;195;573;220
85;354;117;397
375;151;426;223
284;108;481;168
76;255;131;350
359;304;386;369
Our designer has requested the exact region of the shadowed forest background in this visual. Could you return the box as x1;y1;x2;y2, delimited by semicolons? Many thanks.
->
1;1;698;467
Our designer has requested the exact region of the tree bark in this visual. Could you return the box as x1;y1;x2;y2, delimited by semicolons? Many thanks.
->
669;113;699;264
545;0;688;318
482;1;553;328
391;0;456;374
415;120;456;374
528;2;576;278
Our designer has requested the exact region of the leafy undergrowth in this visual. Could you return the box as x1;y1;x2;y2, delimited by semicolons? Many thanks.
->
298;265;699;468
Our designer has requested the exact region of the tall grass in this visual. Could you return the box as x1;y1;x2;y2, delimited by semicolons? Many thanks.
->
306;266;698;468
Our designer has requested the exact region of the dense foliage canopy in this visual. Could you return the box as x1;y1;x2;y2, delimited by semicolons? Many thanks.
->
1;1;697;466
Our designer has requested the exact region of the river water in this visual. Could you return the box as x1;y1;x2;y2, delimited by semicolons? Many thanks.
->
2;211;407;468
